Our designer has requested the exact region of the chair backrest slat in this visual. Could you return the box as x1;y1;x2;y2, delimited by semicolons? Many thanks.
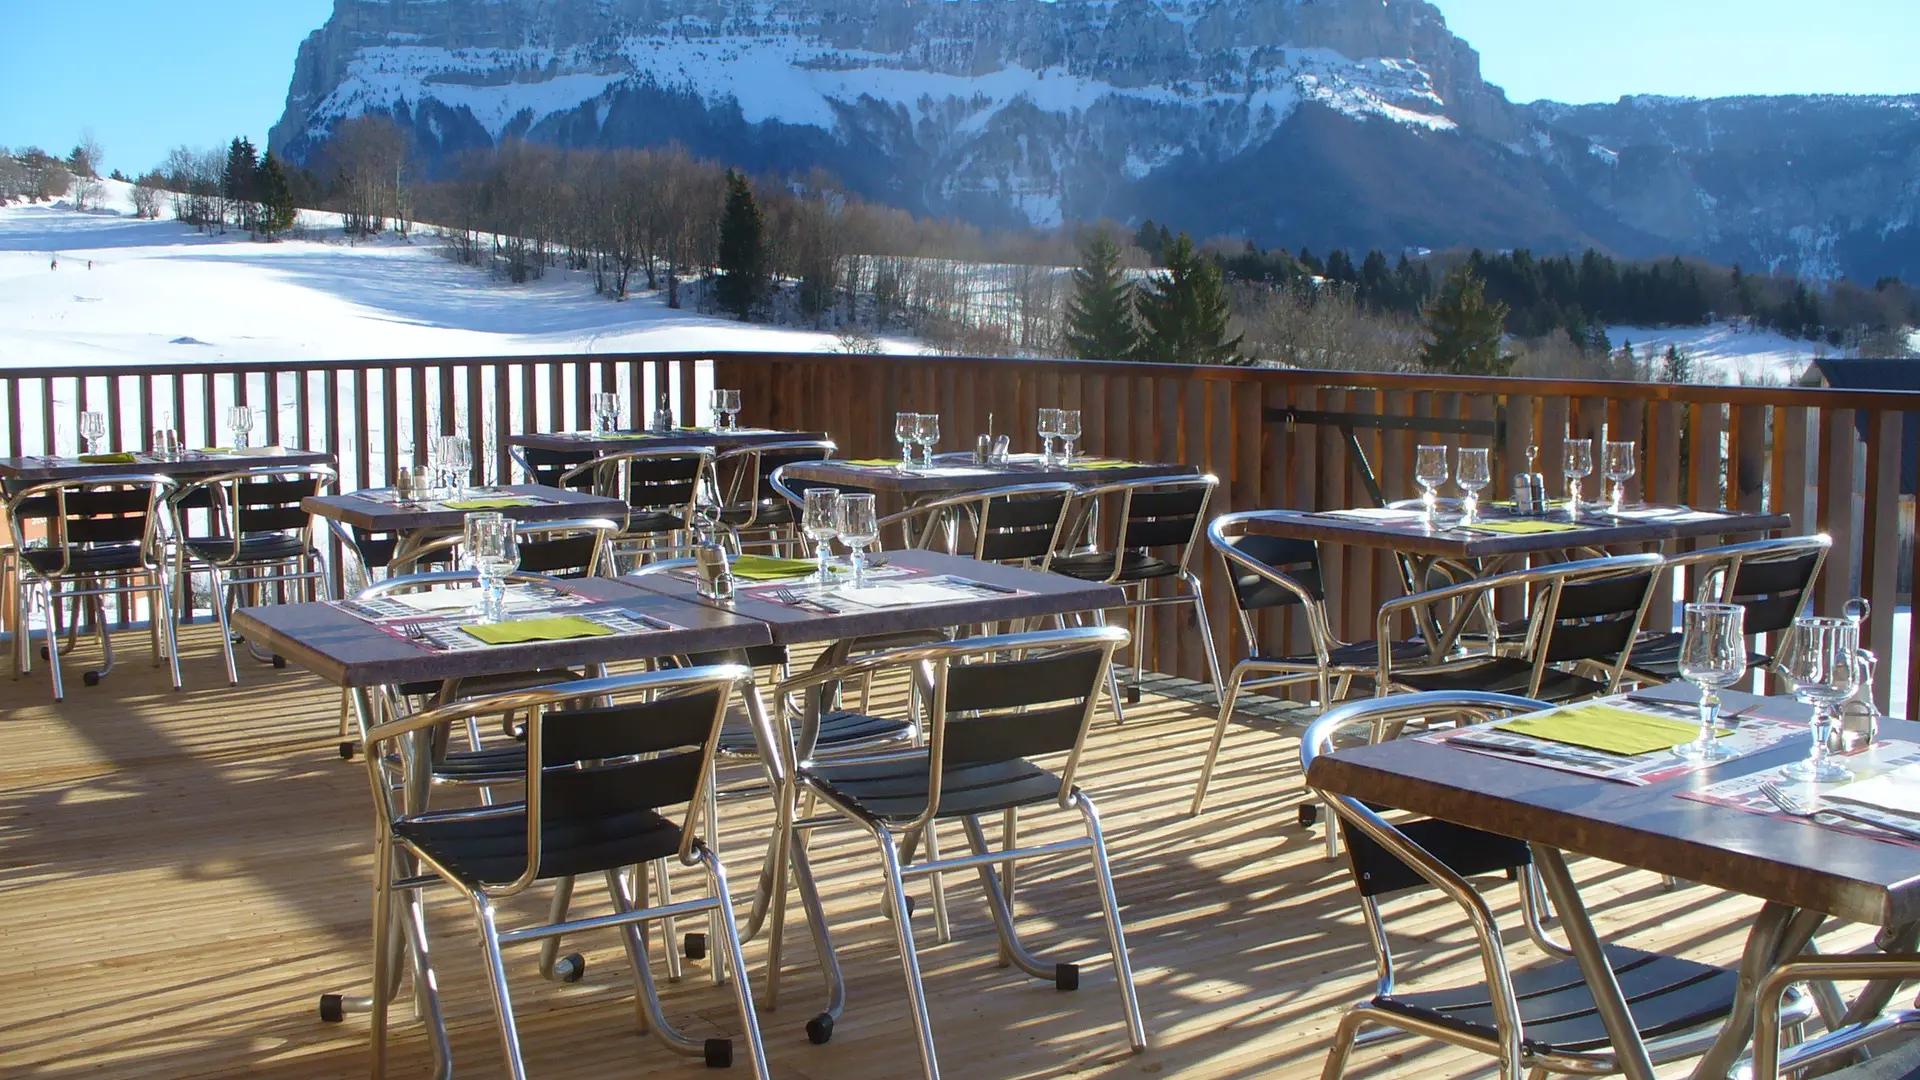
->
518;447;595;489
540;690;724;818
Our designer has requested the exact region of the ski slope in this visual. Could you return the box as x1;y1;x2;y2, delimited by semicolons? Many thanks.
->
1604;322;1825;386
0;181;922;369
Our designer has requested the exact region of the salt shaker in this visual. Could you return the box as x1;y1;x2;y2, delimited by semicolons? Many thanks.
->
695;539;735;602
650;393;674;433
1512;474;1536;514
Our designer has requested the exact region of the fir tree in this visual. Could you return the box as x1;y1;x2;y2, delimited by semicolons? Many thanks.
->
1661;344;1693;384
255;153;297;237
1063;228;1142;360
1419;265;1514;375
714;170;766;320
223;137;259;231
1134;234;1244;365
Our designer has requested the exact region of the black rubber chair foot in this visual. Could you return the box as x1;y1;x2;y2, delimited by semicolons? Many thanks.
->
1124;687;1142;704
272;654;287;668
38;646;48;660
683;932;707;961
805;1013;834;1045
1055;963;1079;991
318;994;344;1023
552;953;585;983
703;1038;732;1068
82;671;101;687
338;741;357;760
1297;803;1320;829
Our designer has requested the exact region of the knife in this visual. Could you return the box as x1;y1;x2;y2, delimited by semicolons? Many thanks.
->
1447;736;1610;765
1820;804;1920;843
949;576;1017;594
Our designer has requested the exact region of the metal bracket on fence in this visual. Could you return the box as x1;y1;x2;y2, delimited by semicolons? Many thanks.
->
1265;407;1507;509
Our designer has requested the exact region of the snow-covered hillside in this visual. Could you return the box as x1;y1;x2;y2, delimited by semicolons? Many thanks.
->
0;181;920;369
1604;323;1827;386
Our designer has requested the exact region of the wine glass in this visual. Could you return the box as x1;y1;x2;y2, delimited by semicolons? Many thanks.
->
1604;440;1636;514
720;389;743;431
592;392;621;434
895;412;918;467
79;411;107;455
438;435;472;499
1038;408;1060;466
709;388;727;430
1673;603;1744;762
1781;616;1860;783
914;413;940;466
1456;447;1491;525
1057;410;1083;464
1414;445;1448;522
803;488;840;583
834;493;880;588
1562;439;1594;517
227;406;255;449
464;512;519;623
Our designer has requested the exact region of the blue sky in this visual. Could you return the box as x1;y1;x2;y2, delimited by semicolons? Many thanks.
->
0;0;1914;175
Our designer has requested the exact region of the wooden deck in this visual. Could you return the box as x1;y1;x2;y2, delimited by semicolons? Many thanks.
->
0;625;1870;1080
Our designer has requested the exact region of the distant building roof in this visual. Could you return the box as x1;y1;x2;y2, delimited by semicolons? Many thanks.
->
1812;357;1920;495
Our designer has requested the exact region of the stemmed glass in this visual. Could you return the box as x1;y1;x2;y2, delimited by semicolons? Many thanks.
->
464;512;519;624
437;435;472;499
1038;408;1061;466
1604;440;1636;514
803;489;840;583
79;411;107;455
1456;447;1491;525
1781;616;1860;783
895;412;918;467
1057;410;1082;464
914;413;940;466
1673;602;1744;762
1414;445;1448;522
834;493;879;588
592;392;621;434
709;389;727;430
720;389;743;431
1562;439;1594;517
227;406;255;449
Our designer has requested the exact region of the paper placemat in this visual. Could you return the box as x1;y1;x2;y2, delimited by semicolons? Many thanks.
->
1681;742;1920;847
1826;762;1920;818
461;615;615;645
442;497;539;510
1318;507;1428;521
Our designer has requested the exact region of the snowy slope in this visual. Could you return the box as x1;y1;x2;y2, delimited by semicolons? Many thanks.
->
1604;323;1825;386
0;181;920;369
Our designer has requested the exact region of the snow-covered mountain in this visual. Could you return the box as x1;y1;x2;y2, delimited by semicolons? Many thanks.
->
270;0;1920;282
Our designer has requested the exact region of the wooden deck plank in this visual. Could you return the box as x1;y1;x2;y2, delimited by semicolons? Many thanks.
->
0;625;1867;1079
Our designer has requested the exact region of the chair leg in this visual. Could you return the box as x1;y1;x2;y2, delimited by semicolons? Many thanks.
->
957;815;1063;981
922;821;952;944
211;566;239;686
1190;664;1248;816
654;857;684;982
1071;791;1146;1052
536;875;577;981
608;866;709;1056
369;835;396;1080
699;845;773;1080
1129;601;1147;700
1318;1006;1370;1080
156;577;182;692
1187;577;1224;704
706;778;728;986
43;585;65;702
875;826;942;1080
470;897;530;1080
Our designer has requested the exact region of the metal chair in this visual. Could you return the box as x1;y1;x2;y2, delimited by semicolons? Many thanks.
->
561;447;715;570
1189;512;1429;815
1378;553;1665;702
1626;533;1831;684
1050;474;1222;714
510;444;596;490
8;473;181;700
358;666;770;1079
713;440;836;554
1755;953;1920;1080
874;482;1079;572
1303;691;1791;1080
387;517;623;579
168;465;337;685
770;626;1145;1077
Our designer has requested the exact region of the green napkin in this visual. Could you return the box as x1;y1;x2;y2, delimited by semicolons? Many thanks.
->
1464;520;1585;535
842;459;901;467
731;554;832;581
443;497;538;510
1496;704;1710;756
603;433;658;440
77;452;138;464
197;447;237;455
460;616;615;645
1075;460;1144;470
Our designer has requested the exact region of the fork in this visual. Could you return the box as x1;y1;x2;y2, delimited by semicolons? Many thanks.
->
1758;780;1814;817
1758;780;1920;840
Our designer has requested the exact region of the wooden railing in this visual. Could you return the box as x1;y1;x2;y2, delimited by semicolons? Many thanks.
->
9;352;1918;716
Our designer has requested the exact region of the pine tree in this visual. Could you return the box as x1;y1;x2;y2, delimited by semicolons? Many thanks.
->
1419;265;1514;375
1134;234;1244;365
223;137;259;231
714;170;766;320
255;152;297;237
1063;228;1142;360
1662;344;1693;384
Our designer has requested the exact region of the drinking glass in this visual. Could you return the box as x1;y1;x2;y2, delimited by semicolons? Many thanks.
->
1414;445;1448;521
834;493;880;588
1037;408;1061;466
914;413;940;466
1057;410;1083;464
803;488;840;583
592;392;621;434
720;389;743;431
227;406;255;449
709;389;727;430
79;411;107;455
1781;616;1860;783
895;412;918;467
1456;447;1491;524
1562;439;1594;516
464;512;519;623
1673;603;1744;762
438;435;472;499
1603;440;1636;514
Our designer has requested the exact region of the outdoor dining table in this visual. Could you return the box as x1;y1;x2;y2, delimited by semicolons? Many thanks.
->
0;445;334;483
231;577;776;1080
507;426;827;454
623;548;1128;1032
1306;687;1920;1080
303;483;632;566
779;452;1197;498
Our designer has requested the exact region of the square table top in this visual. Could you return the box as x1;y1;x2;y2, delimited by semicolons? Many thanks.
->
508;428;828;453
622;549;1126;646
0;446;335;485
303;484;630;533
1305;695;1920;927
1243;503;1791;559
779;454;1199;496
233;577;771;689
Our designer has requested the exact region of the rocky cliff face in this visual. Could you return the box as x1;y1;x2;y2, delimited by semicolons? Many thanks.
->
270;0;1920;281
